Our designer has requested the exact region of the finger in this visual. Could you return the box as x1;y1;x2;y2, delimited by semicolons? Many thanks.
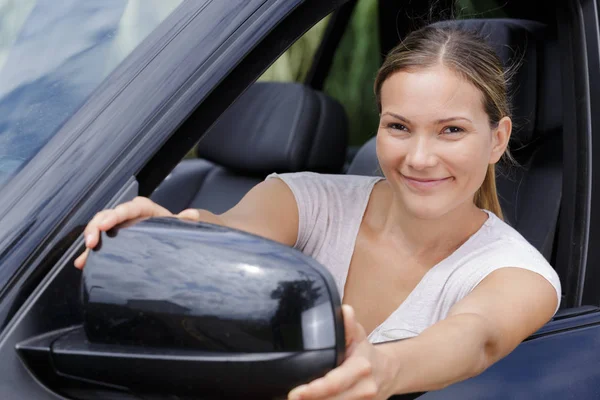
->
177;209;201;221
96;197;168;230
328;377;379;400
79;197;173;268
135;196;173;218
288;357;372;400
99;202;142;231
343;304;367;349
74;248;90;270
83;210;114;249
84;209;110;237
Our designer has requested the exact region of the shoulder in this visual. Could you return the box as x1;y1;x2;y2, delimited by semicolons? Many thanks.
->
459;211;562;311
472;211;551;263
267;171;382;187
266;172;383;199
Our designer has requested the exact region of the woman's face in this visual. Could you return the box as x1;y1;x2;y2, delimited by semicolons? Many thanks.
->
376;64;510;219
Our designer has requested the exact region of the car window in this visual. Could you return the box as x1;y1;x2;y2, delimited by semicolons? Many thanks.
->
259;0;380;148
0;0;182;189
322;0;379;147
179;13;332;161
258;15;331;83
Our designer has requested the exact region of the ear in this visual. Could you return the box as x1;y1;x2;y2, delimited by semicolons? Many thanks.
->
489;116;512;164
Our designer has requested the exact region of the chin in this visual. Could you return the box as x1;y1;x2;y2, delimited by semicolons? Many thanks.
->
401;198;452;220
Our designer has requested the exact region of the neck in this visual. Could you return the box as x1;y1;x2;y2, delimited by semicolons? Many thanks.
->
372;184;488;258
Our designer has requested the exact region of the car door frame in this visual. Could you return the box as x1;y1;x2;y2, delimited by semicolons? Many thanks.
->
579;0;600;306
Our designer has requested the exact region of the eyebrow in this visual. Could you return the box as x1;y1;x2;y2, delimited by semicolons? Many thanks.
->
381;112;473;124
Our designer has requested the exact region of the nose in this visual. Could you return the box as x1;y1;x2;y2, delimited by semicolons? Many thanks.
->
405;135;438;170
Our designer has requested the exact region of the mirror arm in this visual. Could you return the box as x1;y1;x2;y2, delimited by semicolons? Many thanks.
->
17;325;336;398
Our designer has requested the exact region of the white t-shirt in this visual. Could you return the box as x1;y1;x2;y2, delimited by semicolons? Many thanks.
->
267;172;562;343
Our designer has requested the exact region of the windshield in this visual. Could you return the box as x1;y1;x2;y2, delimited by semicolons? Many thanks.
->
0;0;183;188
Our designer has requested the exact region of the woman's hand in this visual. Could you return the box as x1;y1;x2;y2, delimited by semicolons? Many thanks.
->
74;197;201;269
288;305;397;400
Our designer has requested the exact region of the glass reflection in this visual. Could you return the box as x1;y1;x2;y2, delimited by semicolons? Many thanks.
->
301;302;336;350
0;0;182;188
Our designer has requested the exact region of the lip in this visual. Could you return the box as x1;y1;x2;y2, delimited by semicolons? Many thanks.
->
400;174;453;190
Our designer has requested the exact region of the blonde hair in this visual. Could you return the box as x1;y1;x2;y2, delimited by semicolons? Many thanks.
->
374;25;515;219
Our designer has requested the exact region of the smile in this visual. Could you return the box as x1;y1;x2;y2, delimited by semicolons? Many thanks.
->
400;174;453;190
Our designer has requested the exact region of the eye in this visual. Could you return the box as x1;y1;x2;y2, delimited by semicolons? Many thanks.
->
442;126;464;135
387;123;409;132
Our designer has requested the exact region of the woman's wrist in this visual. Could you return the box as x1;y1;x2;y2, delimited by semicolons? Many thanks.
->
374;342;406;397
376;336;437;396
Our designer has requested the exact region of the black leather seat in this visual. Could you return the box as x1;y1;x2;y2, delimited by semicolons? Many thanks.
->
347;19;562;262
151;82;349;214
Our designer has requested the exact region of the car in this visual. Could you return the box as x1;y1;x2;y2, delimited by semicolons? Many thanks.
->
0;0;599;398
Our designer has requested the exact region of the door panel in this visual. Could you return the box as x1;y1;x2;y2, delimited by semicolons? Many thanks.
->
422;323;600;399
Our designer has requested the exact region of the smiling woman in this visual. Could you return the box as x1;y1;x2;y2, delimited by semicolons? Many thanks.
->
0;0;182;188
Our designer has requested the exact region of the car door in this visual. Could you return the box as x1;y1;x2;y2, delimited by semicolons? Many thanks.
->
0;0;346;398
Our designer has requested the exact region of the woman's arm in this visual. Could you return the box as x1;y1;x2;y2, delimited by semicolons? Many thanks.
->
179;177;299;245
384;267;558;394
288;267;558;399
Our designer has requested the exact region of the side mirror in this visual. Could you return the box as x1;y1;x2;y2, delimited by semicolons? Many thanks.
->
17;218;344;399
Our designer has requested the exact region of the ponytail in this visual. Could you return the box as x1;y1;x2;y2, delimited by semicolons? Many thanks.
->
474;164;503;219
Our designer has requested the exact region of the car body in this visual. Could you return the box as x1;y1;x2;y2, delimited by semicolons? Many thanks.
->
0;0;599;398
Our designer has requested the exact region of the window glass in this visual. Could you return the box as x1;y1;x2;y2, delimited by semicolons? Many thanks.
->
259;16;331;82
323;0;380;147
187;14;331;161
258;0;380;147
0;0;182;188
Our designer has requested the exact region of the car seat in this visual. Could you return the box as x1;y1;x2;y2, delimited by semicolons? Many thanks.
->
151;82;349;214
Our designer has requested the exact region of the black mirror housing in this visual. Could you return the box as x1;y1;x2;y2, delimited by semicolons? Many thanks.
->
17;218;344;399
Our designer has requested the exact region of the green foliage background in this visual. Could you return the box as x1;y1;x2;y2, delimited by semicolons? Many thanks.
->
323;0;381;146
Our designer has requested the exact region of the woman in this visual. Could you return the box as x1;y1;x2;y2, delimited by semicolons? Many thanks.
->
75;25;561;399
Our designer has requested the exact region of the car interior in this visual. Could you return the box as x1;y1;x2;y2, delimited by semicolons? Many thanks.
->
151;9;569;310
150;82;349;215
2;0;599;399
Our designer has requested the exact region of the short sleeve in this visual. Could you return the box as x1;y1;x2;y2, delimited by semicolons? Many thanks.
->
462;238;562;313
265;172;324;251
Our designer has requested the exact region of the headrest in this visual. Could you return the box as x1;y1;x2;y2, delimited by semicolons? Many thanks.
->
196;82;349;174
431;19;560;145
